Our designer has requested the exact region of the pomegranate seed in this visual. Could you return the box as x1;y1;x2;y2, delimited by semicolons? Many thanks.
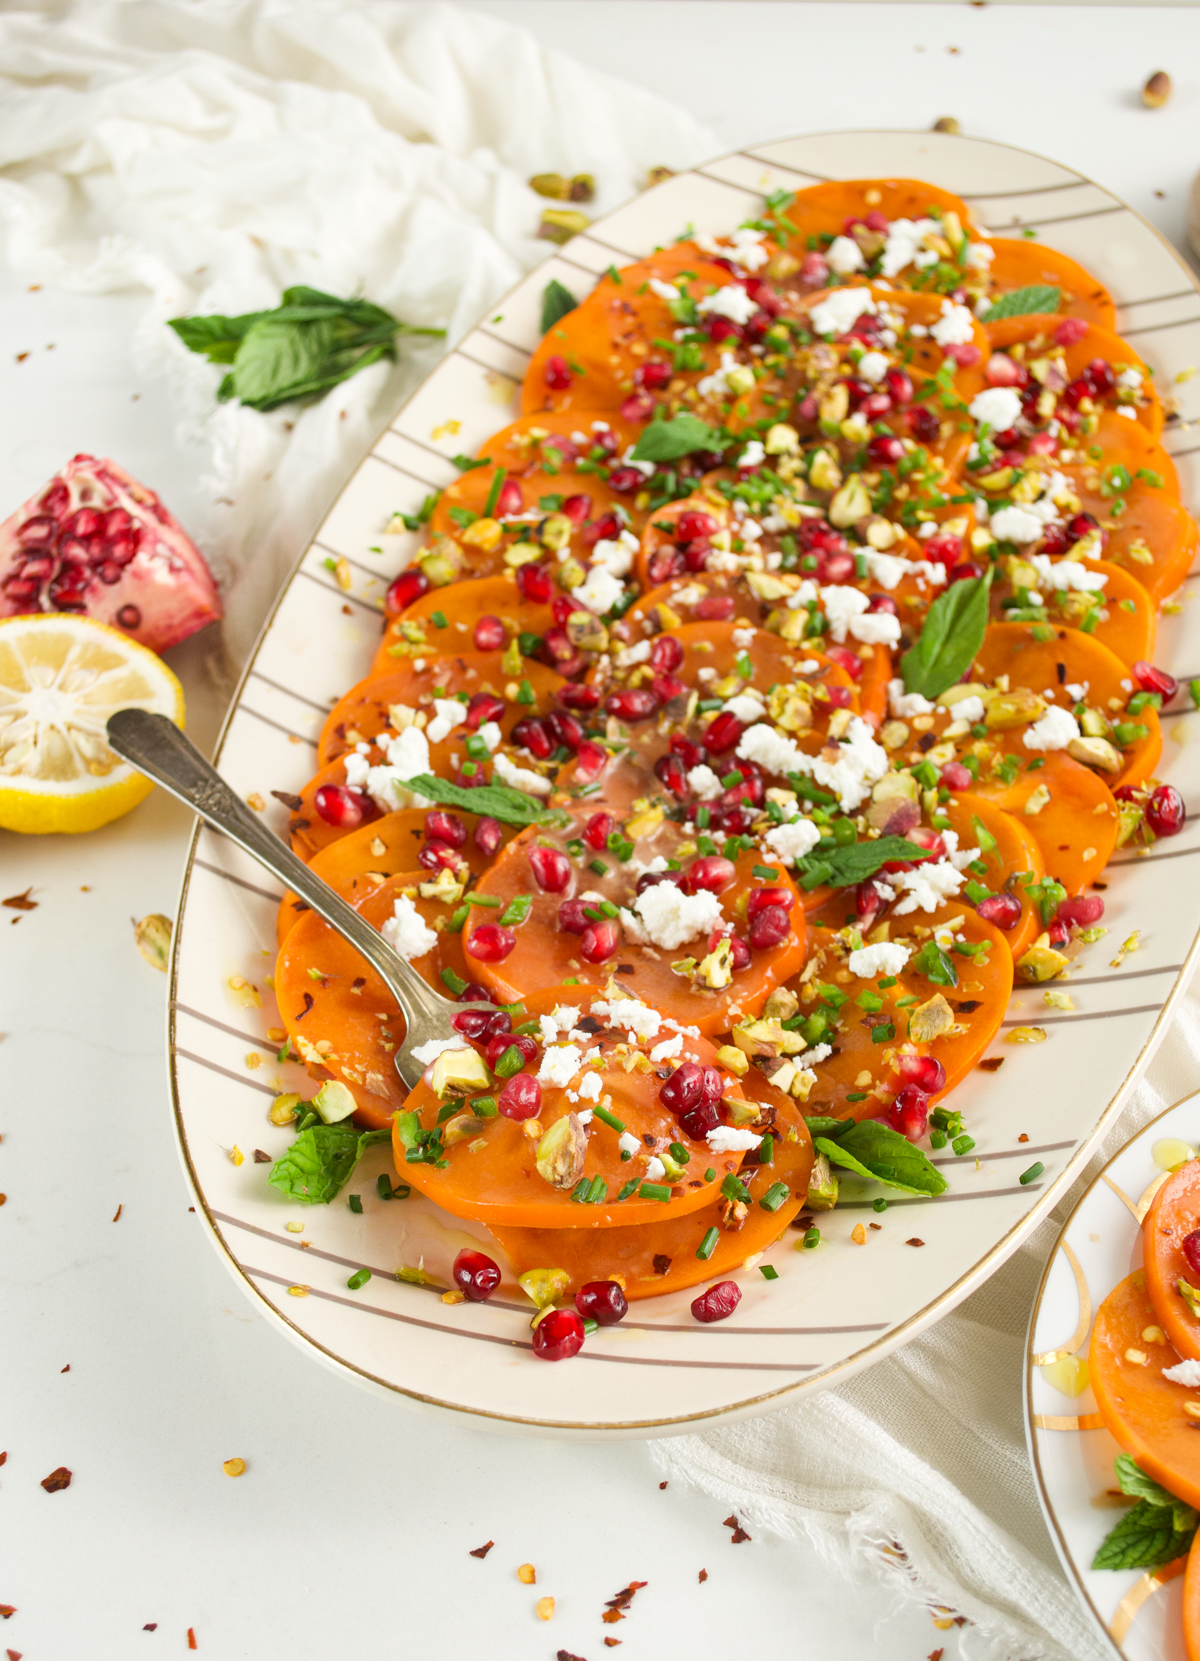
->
683;539;712;573
867;593;899;617
1057;893;1104;928
546;711;582;752
824;684;853;710
580;920;620;963
1062;377;1091;410
620;391;656;424
486;1032;538;1071
659;1062;703;1114
561;493;592;526
581;512;620;549
423;810;466;849
883;367;913;405
386;568;430;613
650;634;684;675
950;561;985;584
908;405;940;443
691;1280;742;1324
636;360;672;392
825;644;863;682
647;545;686;584
655;753;688;796
541;626;582;673
605;687;658;721
856;878;889;928
692;594;733;622
573;739;607;784
451;1008;502;1040
796;392;820;421
1047;919;1070;949
708;314;741;344
608;467;643;494
559;683;602;712
418;838;460;871
798;251;829;288
923;534;963;567
1147;784;1186;838
529;846;571;892
651;672;686;704
314;783;366;828
703;711;743;755
945;342;981;368
1184;1230;1200;1279
675;510;717;543
558;899;590;935
552;589;581;623
473;614;506;652
905;827;947;859
1027;432;1058;457
894;1054;946;1094
843;377;872;409
532;1306;585;1360
19;514;56;547
452;1249;502;1302
975;891;1022;930
688;855;737;893
887;1084;929;1142
748;905;791;951
1132;661;1178;701
580;811;613;851
512;716;553;759
867;434;904;465
456;981;497;1004
984;352;1025;387
860;392;893;421
1052;318;1089;347
1085;356;1116;395
498;1073;542;1121
96;561;122;585
65;507;101;538
467;923;516;962
575;1281;628;1325
544;355;572;391
936;761;971;792
474;817;504;859
515;562;553;604
464;692;505;733
747;886;791;916
1066;513;1102;545
3;576;38;601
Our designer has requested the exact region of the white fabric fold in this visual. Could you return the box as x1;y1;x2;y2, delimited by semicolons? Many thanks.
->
0;0;714;664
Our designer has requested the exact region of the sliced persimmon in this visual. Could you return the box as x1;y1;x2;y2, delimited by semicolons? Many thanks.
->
1063;465;1196;603
782;179;977;244
1089;1270;1200;1511
491;1082;813;1299
1144;1159;1200;1363
1186;1526;1200;1661
275;872;471;1129
971;752;1118;898
318;654;565;766
461;811;805;1034
984;317;1162;440
988;559;1155;668
984;238;1116;329
285;758;384;861
390;988;751;1229
940;791;1045;960
372;574;554;678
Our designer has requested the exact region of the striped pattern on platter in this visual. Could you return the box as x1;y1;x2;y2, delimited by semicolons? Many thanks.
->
171;130;1200;1435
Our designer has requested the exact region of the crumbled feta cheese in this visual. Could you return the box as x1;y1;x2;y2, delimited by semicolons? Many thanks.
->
888;679;935;718
592;531;639;577
737;440;766;469
608;998;661;1041
1163;1359;1200;1386
649;1034;684;1062
633;883;724;950
706;1125;763;1153
722;692;767;724
989;506;1046;545
381;893;439;961
949;843;982;872
577;1072;602;1102
412;1035;469;1065
426;697;465;746
850;608;901;647
803;1043;832;1065
571;564;624;616
1116;404;1137;419
342;751;369;788
648;277;680;300
687;764;724;801
809;288;876;338
1064;681;1087;702
644;1156;667;1182
949;695;985;725
847;941;912;978
879;217;938;278
891;859;967;915
538;1006;581;1045
697;349;740;400
357;724;434;811
964;241;995;270
856;349;888;384
826;235;865;275
967;386;1023;432
737;722;808;778
931;300;975;348
695;227;769;272
492;752;552;795
538;1044;583;1088
615;640;652;668
1029;555;1108;593
620;445;656;481
763;817;821;865
732;626;756;650
1023;705;1080;752
697;285;760;326
617;1130;641;1157
478;722;502;751
819;583;870;643
1117;367;1144;391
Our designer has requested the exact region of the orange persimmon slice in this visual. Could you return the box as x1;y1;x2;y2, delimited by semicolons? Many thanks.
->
1063;465;1197;604
984;238;1116;329
782;178;978;244
371;574;554;678
984;316;1163;440
940;790;1045;961
1144;1159;1200;1364
1090;1270;1200;1511
1186;1525;1200;1661
986;558;1156;668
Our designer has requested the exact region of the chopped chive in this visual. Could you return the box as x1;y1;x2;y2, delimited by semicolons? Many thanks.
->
588;858;609;877
582;1316;599;1336
616;1178;640;1201
704;1167;716;1183
377;1174;394;1201
696;806;711;828
468;892;503;908
639;1181;672;1202
758;1133;773;1164
593;1104;626;1133
759;1264;779;1281
952;1134;975;1156
570;1178;590;1203
802;1226;821;1249
499;894;532;926
587;1175;608;1204
440;967;468;995
752;865;779;882
668;1142;690;1164
483;467;507;519
435;1102;461;1125
846;1091;868;1103
471;1095;498;1118
348;1193;363;1214
494;1045;526;1079
346;1268;371;1290
720;768;743;788
431;609;448;629
759;1181;789;1213
446;903;470;933
393;1184;411;1200
872;1197;888;1213
1020;1161;1044;1185
517;678;535;705
696;1226;719;1260
878;975;897;989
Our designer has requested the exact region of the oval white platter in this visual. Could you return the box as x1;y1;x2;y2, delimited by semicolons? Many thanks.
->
168;128;1200;1436
1027;1091;1200;1659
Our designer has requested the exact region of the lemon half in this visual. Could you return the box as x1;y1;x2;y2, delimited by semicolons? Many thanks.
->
0;614;184;834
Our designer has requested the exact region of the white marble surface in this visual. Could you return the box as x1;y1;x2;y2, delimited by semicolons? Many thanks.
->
3;5;1198;1656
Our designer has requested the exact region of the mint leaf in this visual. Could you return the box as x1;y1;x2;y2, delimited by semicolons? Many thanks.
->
168;311;262;363
1114;1455;1198;1533
980;285;1061;322
796;835;934;891
816;1122;948;1196
912;939;958;988
901;572;991;700
1092;1498;1196;1572
631;413;723;463
541;279;578;333
268;1124;390;1205
804;1116;854;1141
405;774;568;829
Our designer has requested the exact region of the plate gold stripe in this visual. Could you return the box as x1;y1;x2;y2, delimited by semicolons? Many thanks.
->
1110;1555;1188;1643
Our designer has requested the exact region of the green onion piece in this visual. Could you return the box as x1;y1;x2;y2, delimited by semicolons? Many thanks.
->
872;1197;888;1213
704;1167;716;1183
696;1226;719;1261
468;892;502;908
471;1095;498;1118
446;904;470;934
431;610;448;629
668;1142;690;1164
952;1133;975;1156
377;1174;394;1202
517;678;535;705
348;1193;363;1214
1019;1161;1044;1185
930;1129;947;1150
588;858;609;876
346;1268;371;1290
1189;678;1200;712
393;1183;412;1200
759;1181;789;1213
570;1178;590;1203
582;1316;599;1336
846;1091;868;1103
759;1264;779;1281
440;967;468;995
639;1181;672;1202
720;768;743;788
616;1178;640;1202
587;1175;608;1204
696;806;711;829
593;1103;626;1133
483;467;507;519
499;894;532;926
758;1133;774;1164
435;1102;460;1125
802;1226;821;1250
494;1044;526;1080
752;865;780;882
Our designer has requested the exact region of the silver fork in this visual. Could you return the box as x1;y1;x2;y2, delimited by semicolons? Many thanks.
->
106;708;487;1091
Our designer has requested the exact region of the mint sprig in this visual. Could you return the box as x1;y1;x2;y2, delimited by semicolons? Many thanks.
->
268;1124;391;1205
815;1121;948;1197
980;285;1062;323
796;835;934;893
1092;1456;1197;1571
406;774;568;829
630;413;723;463
541;279;578;332
901;572;991;700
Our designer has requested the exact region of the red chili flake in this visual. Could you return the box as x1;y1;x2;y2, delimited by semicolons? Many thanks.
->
143;1624;157;1632
1018;1133;1029;1143
7;1647;22;1659
698;1569;708;1583
558;1651;590;1660
658;1481;668;1490
0;1607;14;1618
978;1057;1004;1073
60;1364;70;1373
253;1150;271;1164
601;1581;648;1623
604;1643;623;1650
41;1466;71;1492
187;1630;198;1650
112;1204;123;1222
929;1651;944;1661
722;1514;751;1544
652;1255;671;1275
906;1239;925;1248
14;353;29;365
0;1452;6;1466
295;992;314;1021
468;1541;494;1559
2;889;36;912
270;791;304;811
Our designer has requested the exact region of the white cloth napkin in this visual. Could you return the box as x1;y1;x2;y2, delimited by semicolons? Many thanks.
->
0;0;714;668
653;973;1200;1661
